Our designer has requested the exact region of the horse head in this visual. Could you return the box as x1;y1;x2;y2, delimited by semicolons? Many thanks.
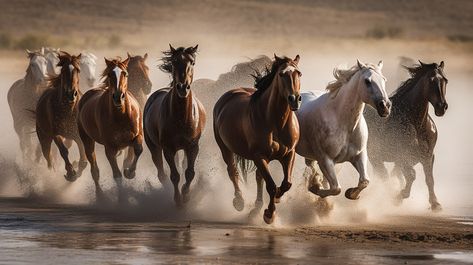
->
104;57;130;108
56;51;81;104
80;52;98;89
127;52;152;94
26;49;48;85
161;44;198;98
357;60;391;117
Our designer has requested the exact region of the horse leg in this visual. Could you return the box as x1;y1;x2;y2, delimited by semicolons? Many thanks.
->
37;132;53;170
248;169;264;219
371;158;389;180
163;148;181;206
123;135;143;179
79;127;102;200
399;163;416;200
105;146;124;203
274;151;295;203
422;155;441;211
181;143;198;203
73;137;88;178
253;159;277;224
345;151;370;200
144;132;167;184
309;157;341;198
53;136;77;182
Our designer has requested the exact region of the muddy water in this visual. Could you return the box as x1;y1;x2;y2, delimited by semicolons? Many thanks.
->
0;198;471;265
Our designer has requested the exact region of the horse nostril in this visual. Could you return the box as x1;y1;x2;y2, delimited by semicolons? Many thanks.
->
444;103;448;110
288;95;296;102
297;95;302;102
121;93;125;100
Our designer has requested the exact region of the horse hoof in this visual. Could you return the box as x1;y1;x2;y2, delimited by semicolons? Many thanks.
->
123;168;136;179
64;171;78;182
233;196;245;212
344;188;360;200
263;210;275;224
431;202;442;212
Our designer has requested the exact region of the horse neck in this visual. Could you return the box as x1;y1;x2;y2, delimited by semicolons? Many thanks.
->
255;76;291;130
169;85;193;122
331;75;365;129
24;66;43;95
394;78;429;124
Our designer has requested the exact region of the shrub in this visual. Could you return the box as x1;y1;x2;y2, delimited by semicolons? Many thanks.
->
0;32;12;49
14;34;50;50
366;26;404;39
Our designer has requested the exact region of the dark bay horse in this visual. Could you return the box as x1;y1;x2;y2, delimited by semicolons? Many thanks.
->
365;61;448;211
36;52;87;181
144;45;205;206
8;49;48;162
213;55;301;224
77;57;143;199
127;53;152;111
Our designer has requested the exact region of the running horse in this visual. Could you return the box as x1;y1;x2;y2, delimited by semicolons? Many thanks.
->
77;57;143;199
296;61;390;201
365;61;448;211
127;52;152;111
213;55;301;224
144;45;205;206
36;52;87;181
8;49;48;162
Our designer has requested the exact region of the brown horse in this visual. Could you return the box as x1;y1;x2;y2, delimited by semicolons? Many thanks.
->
144;45;205;206
36;52;87;181
8;49;48;162
213;55;301;224
127;53;152;111
77;57;143;199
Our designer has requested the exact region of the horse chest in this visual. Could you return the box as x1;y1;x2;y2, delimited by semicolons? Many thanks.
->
53;105;78;136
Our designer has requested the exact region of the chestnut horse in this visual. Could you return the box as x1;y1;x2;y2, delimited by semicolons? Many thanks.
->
127;53;152;111
144;45;205;206
77;57;143;199
36;52;87;181
213;55;301;224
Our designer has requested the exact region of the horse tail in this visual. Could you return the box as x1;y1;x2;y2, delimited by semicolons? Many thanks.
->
234;155;256;183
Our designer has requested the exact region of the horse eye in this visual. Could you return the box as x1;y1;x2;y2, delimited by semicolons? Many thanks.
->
364;79;371;85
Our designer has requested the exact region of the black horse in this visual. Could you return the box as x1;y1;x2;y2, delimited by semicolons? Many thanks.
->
365;61;448;211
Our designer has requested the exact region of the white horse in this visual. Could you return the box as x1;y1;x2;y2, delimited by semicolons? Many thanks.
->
79;52;97;90
296;60;391;200
43;48;97;91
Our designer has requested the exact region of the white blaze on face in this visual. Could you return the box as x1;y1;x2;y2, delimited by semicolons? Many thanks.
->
68;64;74;75
282;65;296;74
113;66;122;89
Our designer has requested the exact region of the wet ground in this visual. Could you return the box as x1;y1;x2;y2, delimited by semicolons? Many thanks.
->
0;198;472;265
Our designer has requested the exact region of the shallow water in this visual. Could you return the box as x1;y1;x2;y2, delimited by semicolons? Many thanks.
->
0;198;471;265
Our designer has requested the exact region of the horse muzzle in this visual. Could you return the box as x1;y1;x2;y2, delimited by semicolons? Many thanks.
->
288;94;302;111
176;83;191;98
376;99;391;117
113;92;126;107
434;102;448;117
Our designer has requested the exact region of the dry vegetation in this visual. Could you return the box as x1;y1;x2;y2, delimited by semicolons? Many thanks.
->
0;0;472;50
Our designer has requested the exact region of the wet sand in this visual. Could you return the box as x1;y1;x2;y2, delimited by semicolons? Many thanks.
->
0;197;472;265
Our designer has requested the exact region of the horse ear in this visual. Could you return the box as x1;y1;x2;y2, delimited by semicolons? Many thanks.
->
40;47;45;55
122;57;130;67
77;53;82;60
418;60;426;66
378;60;384;70
294;54;300;65
26;49;33;58
169;44;176;53
192;44;199;53
357;59;365;69
274;53;281;61
127;52;131;58
439;61;444;69
105;58;113;68
143;53;148;60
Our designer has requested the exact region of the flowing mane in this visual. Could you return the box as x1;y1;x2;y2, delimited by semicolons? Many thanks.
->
326;63;384;98
251;56;292;101
390;62;447;103
158;46;197;74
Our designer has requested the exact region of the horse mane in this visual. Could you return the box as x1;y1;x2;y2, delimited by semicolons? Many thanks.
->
251;56;292;101
158;46;196;74
46;52;80;90
326;62;382;98
390;62;444;102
